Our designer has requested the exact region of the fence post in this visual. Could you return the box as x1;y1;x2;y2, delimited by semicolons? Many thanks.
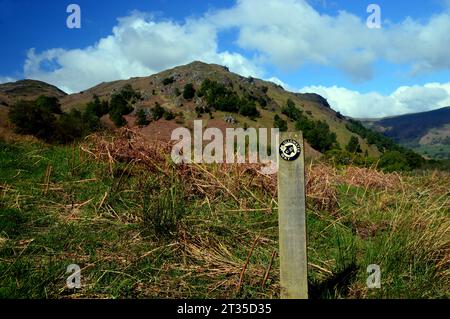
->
277;131;308;299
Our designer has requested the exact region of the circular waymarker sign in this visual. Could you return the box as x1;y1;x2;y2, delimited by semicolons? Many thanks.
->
279;139;301;161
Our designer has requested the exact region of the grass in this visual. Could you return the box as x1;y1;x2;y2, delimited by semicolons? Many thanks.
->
0;133;448;299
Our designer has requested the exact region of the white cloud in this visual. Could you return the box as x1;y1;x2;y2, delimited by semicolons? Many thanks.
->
1;0;449;118
300;82;450;118
209;0;450;81
264;77;294;91
23;11;262;93
19;0;450;93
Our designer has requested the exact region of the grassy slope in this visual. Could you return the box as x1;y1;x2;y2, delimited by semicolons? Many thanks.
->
0;135;448;299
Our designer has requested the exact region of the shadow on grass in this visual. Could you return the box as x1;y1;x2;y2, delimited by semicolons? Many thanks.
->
308;263;359;299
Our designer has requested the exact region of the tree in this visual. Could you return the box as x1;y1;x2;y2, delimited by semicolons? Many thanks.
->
120;84;139;100
274;115;288;132
239;100;260;118
163;110;175;121
9;100;56;140
35;95;62;114
303;121;338;153
282;98;302;121
183;83;196;100
379;151;410;172
346;136;362;153
136;109;150;126
109;93;133;127
10;97;102;144
151;102;166;121
162;77;175;85
85;95;109;117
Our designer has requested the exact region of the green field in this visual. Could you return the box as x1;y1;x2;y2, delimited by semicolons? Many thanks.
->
413;144;450;160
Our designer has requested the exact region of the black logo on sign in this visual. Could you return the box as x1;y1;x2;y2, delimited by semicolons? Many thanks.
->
279;139;301;161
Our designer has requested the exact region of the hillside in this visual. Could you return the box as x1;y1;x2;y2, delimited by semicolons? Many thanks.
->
0;64;373;158
0;79;67;106
361;107;450;159
49;61;377;158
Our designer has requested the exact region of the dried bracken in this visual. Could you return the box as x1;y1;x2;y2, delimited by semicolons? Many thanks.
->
82;129;343;212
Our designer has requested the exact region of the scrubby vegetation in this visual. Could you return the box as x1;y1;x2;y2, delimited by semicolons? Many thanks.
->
109;85;141;127
8;85;145;142
277;99;339;153
85;95;109;118
9;95;102;144
162;77;175;86
346;119;398;152
346;136;362;154
273;115;288;132
0;131;448;299
149;102;174;121
282;98;302;121
197;79;260;119
345;119;430;171
136;109;150;126
183;83;196;100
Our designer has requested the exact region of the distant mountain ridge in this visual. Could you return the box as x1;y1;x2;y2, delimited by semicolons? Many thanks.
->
361;107;450;159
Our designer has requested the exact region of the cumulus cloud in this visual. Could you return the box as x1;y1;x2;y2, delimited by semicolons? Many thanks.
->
300;82;450;118
2;0;450;117
209;0;450;81
23;11;262;93
264;77;294;91
20;0;450;92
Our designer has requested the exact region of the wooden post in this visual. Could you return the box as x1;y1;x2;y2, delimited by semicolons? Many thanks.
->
277;131;308;299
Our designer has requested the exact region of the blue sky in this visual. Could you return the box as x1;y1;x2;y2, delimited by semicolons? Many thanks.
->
1;0;450;118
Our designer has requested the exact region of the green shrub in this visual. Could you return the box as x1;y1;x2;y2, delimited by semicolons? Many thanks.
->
197;79;260;118
162;77;175;86
379;151;411;172
183;83;196;100
163;110;175;121
151;102;166;121
274;115;288;132
120;84;141;101
109;92;134;127
54;110;100;143
239;100;260;118
136;109;150;126
9;100;56;140
346;136;362;153
296;119;338;153
282;98;302;121
85;95;109;117
35;96;62;114
9;95;103;144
